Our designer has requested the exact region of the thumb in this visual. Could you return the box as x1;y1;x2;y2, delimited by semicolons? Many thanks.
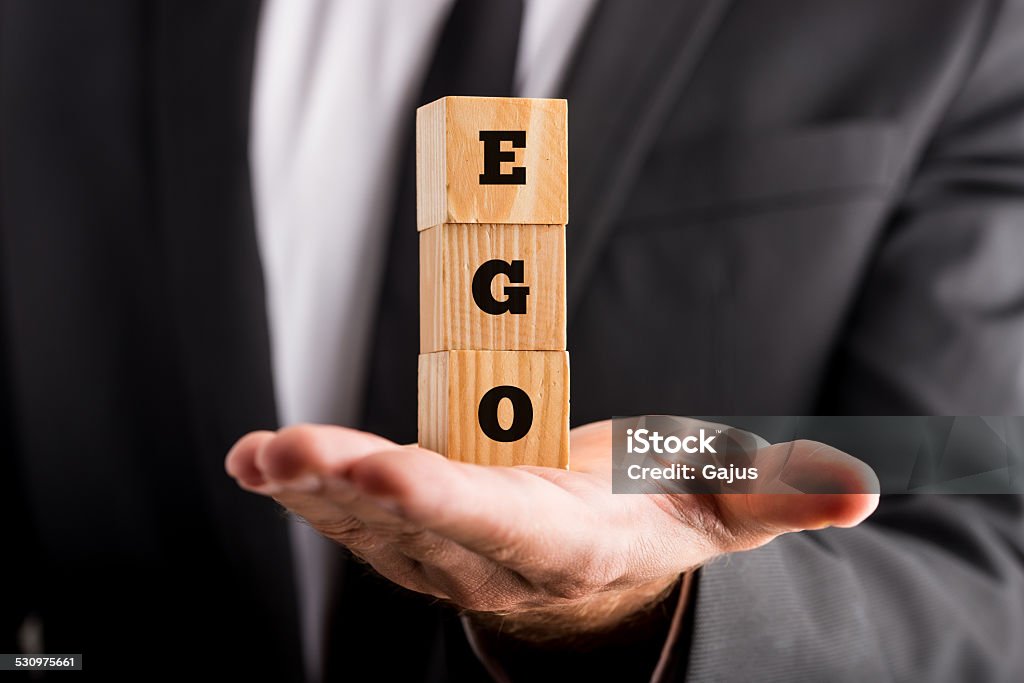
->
714;440;880;550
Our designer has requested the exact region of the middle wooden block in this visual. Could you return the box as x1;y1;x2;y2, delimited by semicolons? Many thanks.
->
420;223;566;353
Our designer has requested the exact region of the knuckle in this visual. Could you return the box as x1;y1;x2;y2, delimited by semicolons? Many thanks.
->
386;558;429;590
316;517;376;549
451;587;492;612
442;566;515;613
539;560;606;601
544;577;592;601
361;556;442;600
388;526;429;547
390;530;452;564
681;495;736;550
475;526;524;565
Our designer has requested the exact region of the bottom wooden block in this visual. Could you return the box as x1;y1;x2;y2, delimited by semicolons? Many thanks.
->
418;350;569;468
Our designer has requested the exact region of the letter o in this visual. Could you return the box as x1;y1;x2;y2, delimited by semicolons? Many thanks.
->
478;385;533;442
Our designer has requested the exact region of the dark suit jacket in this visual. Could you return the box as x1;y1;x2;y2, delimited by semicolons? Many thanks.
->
2;1;1023;681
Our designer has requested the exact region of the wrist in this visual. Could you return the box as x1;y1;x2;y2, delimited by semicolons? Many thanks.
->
466;572;685;647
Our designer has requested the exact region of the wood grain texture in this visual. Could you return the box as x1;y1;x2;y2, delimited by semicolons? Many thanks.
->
418;350;569;468
416;96;568;229
420;223;566;353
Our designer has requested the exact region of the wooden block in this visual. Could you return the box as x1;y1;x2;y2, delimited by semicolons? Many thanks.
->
418;350;569;468
420;223;566;353
416;96;568;229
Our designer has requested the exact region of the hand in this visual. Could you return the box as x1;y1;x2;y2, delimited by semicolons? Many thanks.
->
225;420;878;640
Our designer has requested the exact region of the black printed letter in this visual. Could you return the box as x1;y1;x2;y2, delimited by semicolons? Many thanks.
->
479;131;526;185
472;259;529;315
478;386;533;442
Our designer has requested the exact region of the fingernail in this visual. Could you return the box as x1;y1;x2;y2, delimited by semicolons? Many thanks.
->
284;474;322;493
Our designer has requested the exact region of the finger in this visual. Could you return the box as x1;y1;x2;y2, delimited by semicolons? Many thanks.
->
224;426;465;565
226;424;401;536
225;430;276;490
568;420;613;476
226;424;391;492
341;447;611;577
714;440;880;550
227;428;542;609
255;424;397;484
300;474;536;610
226;423;396;499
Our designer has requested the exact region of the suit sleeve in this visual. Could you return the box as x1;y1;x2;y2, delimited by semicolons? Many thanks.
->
682;2;1024;680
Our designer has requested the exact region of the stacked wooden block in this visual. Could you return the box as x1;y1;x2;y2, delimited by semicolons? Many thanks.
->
416;96;569;468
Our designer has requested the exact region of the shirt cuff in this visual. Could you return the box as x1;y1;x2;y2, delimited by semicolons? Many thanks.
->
460;571;696;683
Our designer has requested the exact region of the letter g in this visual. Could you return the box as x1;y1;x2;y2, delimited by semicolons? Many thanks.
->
472;259;530;315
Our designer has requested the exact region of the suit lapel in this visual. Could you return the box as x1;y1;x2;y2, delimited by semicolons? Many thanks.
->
561;0;734;316
152;0;302;667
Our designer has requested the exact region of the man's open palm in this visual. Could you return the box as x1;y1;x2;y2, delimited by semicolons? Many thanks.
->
225;420;878;636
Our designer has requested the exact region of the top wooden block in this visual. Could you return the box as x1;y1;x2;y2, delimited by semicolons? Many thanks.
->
416;96;568;230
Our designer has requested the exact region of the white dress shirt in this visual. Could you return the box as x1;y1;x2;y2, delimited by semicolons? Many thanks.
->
249;1;596;680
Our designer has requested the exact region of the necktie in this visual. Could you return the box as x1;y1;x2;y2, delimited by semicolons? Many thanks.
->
360;0;525;443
